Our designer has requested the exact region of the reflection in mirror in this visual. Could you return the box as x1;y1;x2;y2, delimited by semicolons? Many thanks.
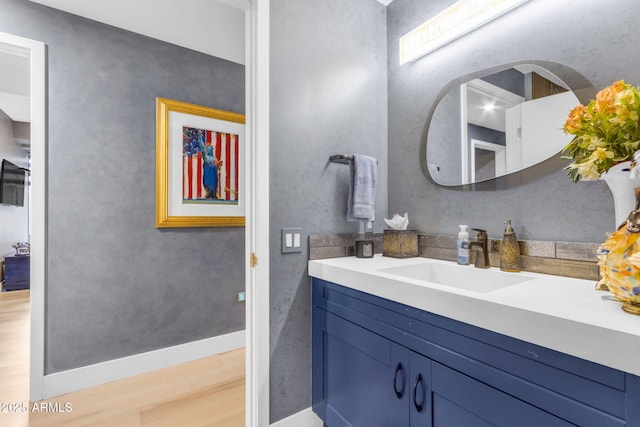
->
426;64;582;187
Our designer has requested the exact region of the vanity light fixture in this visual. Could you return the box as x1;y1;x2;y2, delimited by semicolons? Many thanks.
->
399;0;532;64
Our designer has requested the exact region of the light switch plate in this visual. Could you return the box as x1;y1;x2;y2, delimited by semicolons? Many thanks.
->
282;228;303;253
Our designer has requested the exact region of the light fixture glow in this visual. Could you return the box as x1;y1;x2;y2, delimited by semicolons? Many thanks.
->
399;0;531;65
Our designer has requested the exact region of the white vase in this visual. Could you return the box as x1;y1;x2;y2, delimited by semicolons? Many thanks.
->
601;161;639;228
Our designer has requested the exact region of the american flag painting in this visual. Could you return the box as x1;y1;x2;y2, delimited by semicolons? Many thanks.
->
182;126;239;204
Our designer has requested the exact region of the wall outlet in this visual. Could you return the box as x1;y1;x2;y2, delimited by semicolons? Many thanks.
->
365;220;374;233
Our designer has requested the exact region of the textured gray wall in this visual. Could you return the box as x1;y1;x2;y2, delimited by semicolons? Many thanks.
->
427;85;461;185
0;0;245;373
270;0;388;421
388;0;638;242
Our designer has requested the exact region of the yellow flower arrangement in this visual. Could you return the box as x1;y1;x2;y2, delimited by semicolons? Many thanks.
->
562;80;640;182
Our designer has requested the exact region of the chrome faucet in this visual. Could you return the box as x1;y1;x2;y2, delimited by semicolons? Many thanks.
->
469;228;490;269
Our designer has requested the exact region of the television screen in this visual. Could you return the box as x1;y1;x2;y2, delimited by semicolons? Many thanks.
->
0;159;26;207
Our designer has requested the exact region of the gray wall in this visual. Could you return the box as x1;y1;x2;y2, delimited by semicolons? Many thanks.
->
270;0;388;421
387;0;638;242
0;0;245;373
427;85;461;185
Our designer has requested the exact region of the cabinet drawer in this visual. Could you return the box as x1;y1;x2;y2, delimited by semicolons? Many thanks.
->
432;362;573;427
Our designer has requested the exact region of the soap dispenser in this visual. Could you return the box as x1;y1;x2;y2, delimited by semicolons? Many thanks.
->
457;225;470;265
500;219;521;272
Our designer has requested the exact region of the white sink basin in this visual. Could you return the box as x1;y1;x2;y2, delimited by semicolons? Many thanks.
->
377;261;535;293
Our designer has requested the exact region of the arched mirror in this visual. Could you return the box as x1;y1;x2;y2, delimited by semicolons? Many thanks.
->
422;61;595;190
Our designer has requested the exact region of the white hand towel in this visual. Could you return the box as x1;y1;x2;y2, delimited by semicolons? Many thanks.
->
347;154;377;222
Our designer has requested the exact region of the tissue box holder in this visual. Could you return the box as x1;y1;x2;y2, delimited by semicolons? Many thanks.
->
383;229;418;258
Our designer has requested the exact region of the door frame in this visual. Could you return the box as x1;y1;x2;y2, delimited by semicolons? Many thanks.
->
245;1;270;426
469;138;506;182
0;31;47;403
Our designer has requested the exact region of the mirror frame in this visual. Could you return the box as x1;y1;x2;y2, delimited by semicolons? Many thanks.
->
421;60;595;190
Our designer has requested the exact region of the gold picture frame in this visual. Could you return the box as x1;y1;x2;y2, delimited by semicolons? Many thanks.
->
156;98;246;228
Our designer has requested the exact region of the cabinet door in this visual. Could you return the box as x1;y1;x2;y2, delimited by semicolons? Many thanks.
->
431;363;575;427
409;352;432;427
320;309;409;427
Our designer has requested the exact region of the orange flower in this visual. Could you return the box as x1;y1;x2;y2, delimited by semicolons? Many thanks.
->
563;80;640;182
563;104;586;133
595;80;627;113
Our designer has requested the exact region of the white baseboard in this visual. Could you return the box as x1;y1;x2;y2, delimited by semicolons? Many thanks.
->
271;407;323;427
41;330;245;399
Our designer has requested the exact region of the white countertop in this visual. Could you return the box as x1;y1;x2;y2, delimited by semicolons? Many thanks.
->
309;255;640;377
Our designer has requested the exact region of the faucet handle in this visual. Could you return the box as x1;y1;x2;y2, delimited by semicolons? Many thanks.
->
471;228;487;239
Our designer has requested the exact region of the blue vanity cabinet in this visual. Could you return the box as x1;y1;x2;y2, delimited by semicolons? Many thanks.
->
312;306;435;427
312;307;410;426
311;278;640;427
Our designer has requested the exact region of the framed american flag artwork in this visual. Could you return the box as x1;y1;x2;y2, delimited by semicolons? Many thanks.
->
155;98;245;228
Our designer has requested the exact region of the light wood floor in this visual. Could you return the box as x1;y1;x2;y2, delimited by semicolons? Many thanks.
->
0;290;245;427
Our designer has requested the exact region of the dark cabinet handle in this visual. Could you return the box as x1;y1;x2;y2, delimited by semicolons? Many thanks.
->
393;362;405;398
413;373;424;412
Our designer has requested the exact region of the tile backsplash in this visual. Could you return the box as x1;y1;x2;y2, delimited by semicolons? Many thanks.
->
309;233;600;281
309;233;384;260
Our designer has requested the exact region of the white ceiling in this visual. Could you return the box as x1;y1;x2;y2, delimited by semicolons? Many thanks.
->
2;0;394;123
27;0;394;60
0;43;30;123
27;0;395;60
0;0;249;123
29;0;246;65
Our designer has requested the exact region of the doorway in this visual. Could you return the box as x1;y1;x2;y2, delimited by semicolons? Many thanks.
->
0;32;45;403
0;2;270;422
0;40;33;425
470;139;506;183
